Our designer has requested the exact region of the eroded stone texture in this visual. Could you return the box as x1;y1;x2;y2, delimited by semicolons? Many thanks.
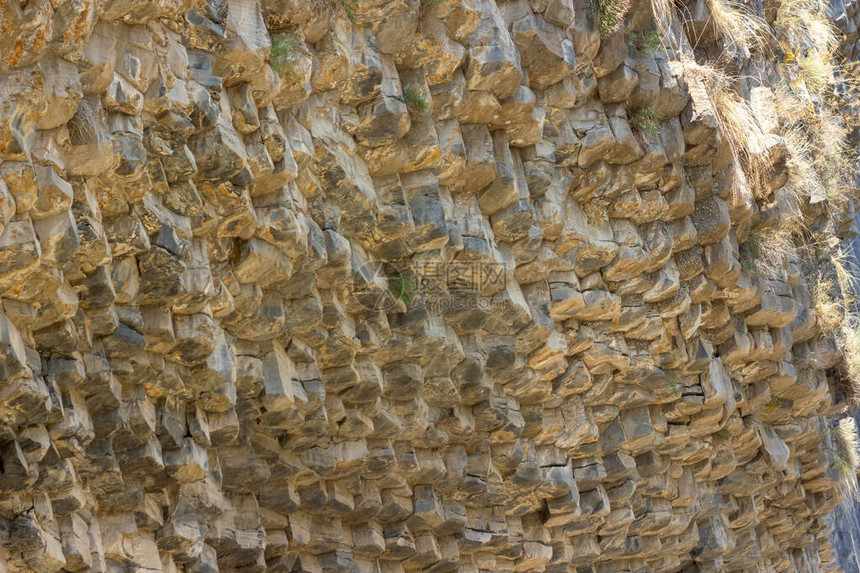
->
0;0;857;572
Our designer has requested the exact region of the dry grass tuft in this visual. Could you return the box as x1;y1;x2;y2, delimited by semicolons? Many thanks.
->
842;322;860;405
774;88;855;214
712;89;771;193
780;124;824;206
68;98;101;146
775;0;840;50
649;0;675;39
832;248;859;295
797;229;858;335
832;416;860;498
830;245;859;316
799;53;836;96
679;52;733;86
680;60;773;191
811;272;844;334
775;0;841;96
835;62;860;127
707;0;771;56
816;116;854;207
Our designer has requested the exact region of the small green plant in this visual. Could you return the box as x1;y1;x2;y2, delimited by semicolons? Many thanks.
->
270;33;303;81
834;454;848;475
762;395;780;421
403;86;428;127
642;30;662;52
665;370;682;394
403;87;428;113
326;0;358;24
388;272;416;305
630;30;662;52
594;0;631;36
714;428;731;441
632;107;661;138
420;0;447;10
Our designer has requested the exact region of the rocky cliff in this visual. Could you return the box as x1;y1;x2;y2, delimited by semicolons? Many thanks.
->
0;0;858;571
829;411;860;573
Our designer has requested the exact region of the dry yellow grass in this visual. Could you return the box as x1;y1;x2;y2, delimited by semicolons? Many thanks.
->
773;87;854;215
775;0;839;50
680;57;732;90
768;6;860;499
796;228;858;336
836;62;860;128
842;321;860;406
712;89;771;193
832;247;859;296
775;0;841;96
799;53;836;96
833;416;860;498
791;111;855;217
707;0;771;55
650;0;673;28
811;272;844;334
816;116;854;207
780;124;824;206
679;59;778;195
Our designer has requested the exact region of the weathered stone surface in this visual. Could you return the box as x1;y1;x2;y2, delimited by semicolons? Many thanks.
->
0;1;855;573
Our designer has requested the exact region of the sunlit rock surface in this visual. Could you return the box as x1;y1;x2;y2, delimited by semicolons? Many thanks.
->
0;0;857;572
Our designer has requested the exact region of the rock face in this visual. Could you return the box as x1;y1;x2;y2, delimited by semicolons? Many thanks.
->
831;217;860;573
0;0;857;572
829;414;860;573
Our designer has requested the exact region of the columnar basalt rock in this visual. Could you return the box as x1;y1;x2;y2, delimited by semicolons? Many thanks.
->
0;0;857;572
